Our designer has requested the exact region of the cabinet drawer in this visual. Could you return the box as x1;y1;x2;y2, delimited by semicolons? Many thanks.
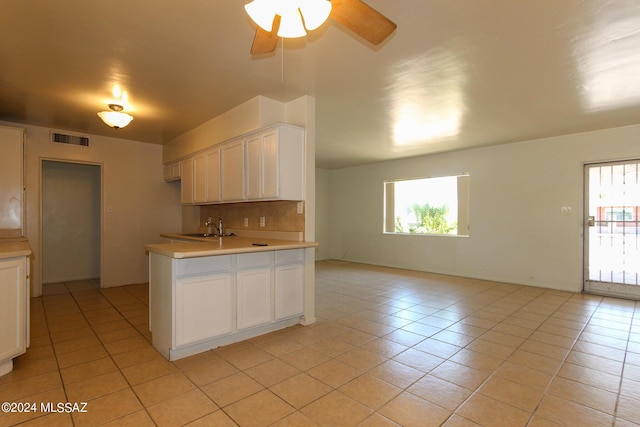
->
275;249;303;265
176;255;232;277
237;252;273;269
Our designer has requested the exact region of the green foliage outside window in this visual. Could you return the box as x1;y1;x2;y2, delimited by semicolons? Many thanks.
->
395;203;457;234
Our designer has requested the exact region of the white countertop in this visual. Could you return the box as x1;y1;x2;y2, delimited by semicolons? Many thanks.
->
0;239;32;259
146;234;317;259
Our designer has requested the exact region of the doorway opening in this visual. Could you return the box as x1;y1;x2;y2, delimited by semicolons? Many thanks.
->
584;159;640;298
41;160;101;290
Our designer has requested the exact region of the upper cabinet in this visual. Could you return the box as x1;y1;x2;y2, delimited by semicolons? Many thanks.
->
221;138;245;202
245;125;305;201
205;148;221;203
193;153;207;203
163;161;181;182
184;148;222;204
0;126;25;238
180;158;194;205
175;124;305;205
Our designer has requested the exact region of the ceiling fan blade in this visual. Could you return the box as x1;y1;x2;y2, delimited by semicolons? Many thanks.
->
330;0;397;45
250;15;281;55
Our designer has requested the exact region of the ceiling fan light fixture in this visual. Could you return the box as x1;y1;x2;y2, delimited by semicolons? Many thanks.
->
299;0;332;31
277;8;307;38
97;104;133;129
245;0;331;38
244;0;277;32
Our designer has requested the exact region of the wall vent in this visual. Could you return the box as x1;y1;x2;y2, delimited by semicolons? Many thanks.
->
51;132;90;147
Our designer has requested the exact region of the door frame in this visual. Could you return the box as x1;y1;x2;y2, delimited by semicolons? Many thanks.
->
37;158;103;297
583;158;640;299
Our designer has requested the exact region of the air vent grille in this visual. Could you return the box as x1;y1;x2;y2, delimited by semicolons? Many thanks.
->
51;132;90;147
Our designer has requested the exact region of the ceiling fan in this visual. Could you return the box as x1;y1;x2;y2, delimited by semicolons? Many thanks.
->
246;0;397;55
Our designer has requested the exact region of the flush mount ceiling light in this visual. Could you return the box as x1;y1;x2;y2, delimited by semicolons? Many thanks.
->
245;0;332;38
97;103;133;129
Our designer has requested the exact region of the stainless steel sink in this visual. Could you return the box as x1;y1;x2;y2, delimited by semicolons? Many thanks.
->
180;233;217;238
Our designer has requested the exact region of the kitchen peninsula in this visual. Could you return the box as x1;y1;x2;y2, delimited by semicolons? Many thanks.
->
145;234;317;361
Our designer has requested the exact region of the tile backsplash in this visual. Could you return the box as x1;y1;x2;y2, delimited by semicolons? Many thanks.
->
199;200;305;235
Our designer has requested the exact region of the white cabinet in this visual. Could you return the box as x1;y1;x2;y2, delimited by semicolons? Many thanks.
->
274;249;304;320
236;252;273;329
180;158;194;204
0;126;25;238
149;248;306;361
275;264;304;320
245;125;305;201
237;269;272;329
221;138;245;202
176;123;305;205
193;153;208;203
0;256;29;377
244;133;262;200
163;161;181;182
193;148;221;204
175;273;232;347
206;148;221;203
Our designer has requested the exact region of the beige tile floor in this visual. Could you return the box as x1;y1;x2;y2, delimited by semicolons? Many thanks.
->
2;261;640;426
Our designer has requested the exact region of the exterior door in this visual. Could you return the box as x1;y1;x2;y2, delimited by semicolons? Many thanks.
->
584;160;640;298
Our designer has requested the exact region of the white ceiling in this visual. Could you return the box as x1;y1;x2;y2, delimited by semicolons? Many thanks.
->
1;0;640;169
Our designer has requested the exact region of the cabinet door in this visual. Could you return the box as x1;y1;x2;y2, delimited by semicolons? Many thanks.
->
244;134;262;200
0;258;26;361
245;130;279;200
193;154;207;203
170;162;181;180
0;126;24;238
237;268;272;329
274;263;304;320
175;273;232;347
221;139;245;201
163;164;172;182
163;162;181;182
261;130;279;198
206;148;221;202
180;158;194;204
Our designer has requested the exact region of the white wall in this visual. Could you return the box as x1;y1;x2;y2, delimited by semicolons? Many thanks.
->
315;168;331;260
326;124;640;292
1;121;183;295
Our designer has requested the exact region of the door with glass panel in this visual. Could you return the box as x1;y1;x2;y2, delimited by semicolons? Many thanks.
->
584;160;640;298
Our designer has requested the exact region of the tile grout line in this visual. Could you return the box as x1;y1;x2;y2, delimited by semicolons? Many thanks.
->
611;300;639;426
65;282;161;426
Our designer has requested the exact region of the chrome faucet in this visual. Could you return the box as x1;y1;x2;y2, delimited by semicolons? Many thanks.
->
204;217;224;236
215;217;224;237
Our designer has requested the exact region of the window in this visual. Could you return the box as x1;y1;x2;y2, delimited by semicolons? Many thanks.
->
384;174;470;236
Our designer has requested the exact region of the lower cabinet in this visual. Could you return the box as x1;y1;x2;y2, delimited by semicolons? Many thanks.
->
236;252;273;330
275;263;304;320
0;256;29;377
237;268;272;329
150;249;305;361
175;273;232;347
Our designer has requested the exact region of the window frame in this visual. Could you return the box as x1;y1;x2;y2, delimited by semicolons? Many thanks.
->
383;174;470;237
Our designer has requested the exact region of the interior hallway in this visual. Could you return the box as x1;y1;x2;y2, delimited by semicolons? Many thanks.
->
1;261;640;426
